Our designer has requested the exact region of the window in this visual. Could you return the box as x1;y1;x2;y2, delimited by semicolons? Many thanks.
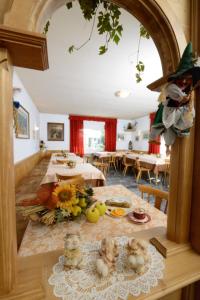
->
84;121;105;154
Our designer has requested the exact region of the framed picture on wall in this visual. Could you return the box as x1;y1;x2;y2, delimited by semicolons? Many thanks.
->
47;122;64;141
15;105;30;139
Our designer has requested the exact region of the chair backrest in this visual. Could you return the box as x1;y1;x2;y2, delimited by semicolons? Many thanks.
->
109;154;116;163
101;156;110;163
56;159;67;164
56;173;83;182
138;184;169;213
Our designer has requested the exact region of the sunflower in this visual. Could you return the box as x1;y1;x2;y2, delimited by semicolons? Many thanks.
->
52;184;78;211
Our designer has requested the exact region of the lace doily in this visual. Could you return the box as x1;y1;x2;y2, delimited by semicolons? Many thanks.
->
48;236;165;300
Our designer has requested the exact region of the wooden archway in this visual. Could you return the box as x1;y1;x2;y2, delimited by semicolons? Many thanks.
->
0;0;197;298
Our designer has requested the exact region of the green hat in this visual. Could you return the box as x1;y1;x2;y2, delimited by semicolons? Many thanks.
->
168;42;194;80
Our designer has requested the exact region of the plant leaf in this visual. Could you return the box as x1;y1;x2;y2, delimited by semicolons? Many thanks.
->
43;20;50;35
99;45;107;55
68;45;75;53
66;2;73;9
113;34;120;45
136;73;142;83
140;24;150;39
116;25;123;36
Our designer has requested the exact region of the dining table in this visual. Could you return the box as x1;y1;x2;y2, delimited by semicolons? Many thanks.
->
126;153;169;176
41;153;106;186
93;151;129;159
18;184;167;257
51;152;83;163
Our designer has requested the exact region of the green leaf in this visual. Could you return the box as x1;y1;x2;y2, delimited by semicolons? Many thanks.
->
68;45;75;53
113;34;120;45
43;20;50;35
66;2;73;9
136;73;142;83
140;24;150;39
116;25;123;36
99;45;107;55
136;61;145;72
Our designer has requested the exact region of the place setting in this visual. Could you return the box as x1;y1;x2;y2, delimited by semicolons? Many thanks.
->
102;196;151;224
127;208;151;224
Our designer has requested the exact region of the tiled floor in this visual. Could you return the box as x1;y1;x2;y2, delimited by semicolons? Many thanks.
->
105;167;169;204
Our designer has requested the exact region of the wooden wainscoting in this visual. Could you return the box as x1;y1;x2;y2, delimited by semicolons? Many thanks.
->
15;151;43;187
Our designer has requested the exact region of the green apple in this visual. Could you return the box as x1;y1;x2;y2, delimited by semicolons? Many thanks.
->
79;198;87;208
86;207;100;223
95;202;107;216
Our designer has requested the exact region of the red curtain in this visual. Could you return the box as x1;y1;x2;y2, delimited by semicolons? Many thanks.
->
69;116;84;156
69;115;117;154
148;112;160;154
105;119;117;151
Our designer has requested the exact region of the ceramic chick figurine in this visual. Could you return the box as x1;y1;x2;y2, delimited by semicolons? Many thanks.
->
96;237;119;277
63;233;84;270
126;238;150;275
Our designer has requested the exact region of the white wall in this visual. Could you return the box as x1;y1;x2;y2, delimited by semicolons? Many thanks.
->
131;115;166;155
131;116;150;152
40;113;69;150
13;71;40;163
116;119;133;150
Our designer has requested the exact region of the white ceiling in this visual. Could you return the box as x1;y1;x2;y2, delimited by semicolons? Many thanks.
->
16;2;162;119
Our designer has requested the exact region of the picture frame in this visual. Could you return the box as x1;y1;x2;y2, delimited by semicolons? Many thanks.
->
47;122;64;141
15;105;30;139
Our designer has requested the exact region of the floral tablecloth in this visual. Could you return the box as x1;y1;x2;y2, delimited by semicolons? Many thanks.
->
18;185;167;257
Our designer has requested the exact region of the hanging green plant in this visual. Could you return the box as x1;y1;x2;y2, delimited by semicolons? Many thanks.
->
135;24;150;83
43;1;150;82
66;0;123;55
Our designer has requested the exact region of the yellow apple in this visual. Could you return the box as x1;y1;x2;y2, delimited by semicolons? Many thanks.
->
95;202;107;216
86;207;100;223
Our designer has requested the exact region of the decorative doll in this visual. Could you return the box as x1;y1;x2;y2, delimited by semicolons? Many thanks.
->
63;233;84;270
149;42;200;155
126;238;150;275
96;238;119;277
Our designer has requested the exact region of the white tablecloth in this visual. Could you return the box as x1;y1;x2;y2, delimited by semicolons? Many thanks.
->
126;153;166;166
94;151;128;158
41;162;105;185
51;153;83;164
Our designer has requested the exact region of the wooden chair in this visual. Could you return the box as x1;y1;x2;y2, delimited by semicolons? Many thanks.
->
56;174;84;185
92;161;109;176
99;156;111;172
135;158;152;183
122;155;134;176
138;184;168;213
109;155;117;172
83;154;93;163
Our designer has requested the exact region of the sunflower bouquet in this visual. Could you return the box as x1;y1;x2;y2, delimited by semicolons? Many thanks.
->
17;183;93;225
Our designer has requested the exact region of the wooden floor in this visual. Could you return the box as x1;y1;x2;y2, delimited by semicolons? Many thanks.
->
1;227;200;300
